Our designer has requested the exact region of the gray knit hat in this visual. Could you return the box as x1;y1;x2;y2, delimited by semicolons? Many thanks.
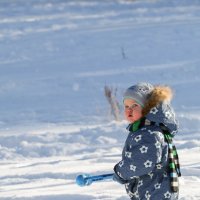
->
123;82;154;107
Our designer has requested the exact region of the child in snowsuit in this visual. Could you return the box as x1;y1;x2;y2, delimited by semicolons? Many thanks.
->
113;82;181;200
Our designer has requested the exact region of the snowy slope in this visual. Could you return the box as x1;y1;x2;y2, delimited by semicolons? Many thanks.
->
0;0;200;199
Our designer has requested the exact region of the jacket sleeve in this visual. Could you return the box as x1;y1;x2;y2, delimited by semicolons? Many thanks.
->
114;130;162;181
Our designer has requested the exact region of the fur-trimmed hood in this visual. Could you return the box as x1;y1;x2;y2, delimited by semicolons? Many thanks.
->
143;86;179;136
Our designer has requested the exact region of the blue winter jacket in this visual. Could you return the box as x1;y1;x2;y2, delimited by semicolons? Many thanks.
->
114;102;179;200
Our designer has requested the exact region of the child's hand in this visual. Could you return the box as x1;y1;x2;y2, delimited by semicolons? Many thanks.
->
113;173;128;184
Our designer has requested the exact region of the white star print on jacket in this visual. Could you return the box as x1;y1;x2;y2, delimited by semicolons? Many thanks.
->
115;128;162;179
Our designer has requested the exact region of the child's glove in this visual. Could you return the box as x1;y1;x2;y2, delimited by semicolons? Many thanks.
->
113;173;128;184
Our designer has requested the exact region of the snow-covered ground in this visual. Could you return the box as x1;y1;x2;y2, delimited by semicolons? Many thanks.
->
0;0;200;199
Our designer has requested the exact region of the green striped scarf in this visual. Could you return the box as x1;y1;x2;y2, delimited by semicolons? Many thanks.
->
162;130;181;192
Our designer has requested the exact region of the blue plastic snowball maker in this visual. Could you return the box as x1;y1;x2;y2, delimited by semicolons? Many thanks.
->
76;173;114;187
76;174;92;186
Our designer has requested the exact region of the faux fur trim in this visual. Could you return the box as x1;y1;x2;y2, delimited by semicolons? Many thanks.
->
142;85;173;116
